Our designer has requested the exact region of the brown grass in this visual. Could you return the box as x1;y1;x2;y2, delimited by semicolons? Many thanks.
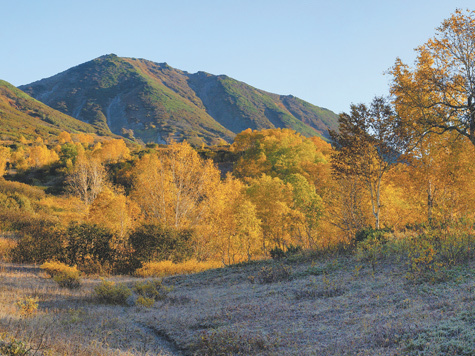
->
1;255;475;355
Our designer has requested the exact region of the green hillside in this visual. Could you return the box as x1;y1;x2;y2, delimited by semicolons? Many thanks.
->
0;80;110;142
20;55;339;145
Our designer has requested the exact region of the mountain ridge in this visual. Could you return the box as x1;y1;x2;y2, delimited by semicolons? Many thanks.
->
20;54;339;145
0;79;116;142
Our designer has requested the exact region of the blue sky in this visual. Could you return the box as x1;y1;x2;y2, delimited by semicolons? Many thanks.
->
2;1;473;114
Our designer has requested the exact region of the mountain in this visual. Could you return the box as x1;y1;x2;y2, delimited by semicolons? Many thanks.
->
0;80;111;143
19;54;339;145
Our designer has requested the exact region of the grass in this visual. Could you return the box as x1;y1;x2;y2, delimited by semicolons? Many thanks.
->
135;259;223;278
1;251;474;355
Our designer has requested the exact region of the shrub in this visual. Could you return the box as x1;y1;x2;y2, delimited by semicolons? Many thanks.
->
40;261;81;289
406;232;446;283
270;244;303;260
269;246;286;260
52;272;81;289
136;296;155;308
354;227;391;245
94;279;132;305
16;296;39;317
133;280;170;302
439;227;475;265
65;223;114;273
129;224;194;263
10;220;65;263
135;259;222;278
252;263;292;284
0;237;16;262
0;335;29;356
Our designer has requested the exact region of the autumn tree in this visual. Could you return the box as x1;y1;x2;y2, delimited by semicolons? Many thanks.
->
246;174;302;254
201;175;262;264
58;131;73;144
27;144;59;168
330;97;402;230
285;173;323;248
66;157;107;206
131;141;221;230
391;9;475;147
400;133;475;224
88;187;140;238
0;146;10;177
232;128;323;182
93;139;131;164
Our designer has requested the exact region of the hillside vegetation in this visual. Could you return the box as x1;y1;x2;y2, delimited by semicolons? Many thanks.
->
0;80;113;142
19;55;338;145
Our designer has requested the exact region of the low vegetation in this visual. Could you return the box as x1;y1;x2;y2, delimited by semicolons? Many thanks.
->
1;8;475;355
1;228;475;355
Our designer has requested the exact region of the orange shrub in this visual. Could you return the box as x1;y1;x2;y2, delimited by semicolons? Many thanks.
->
135;259;222;278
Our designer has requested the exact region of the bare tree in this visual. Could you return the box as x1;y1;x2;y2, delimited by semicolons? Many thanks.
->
66;158;107;205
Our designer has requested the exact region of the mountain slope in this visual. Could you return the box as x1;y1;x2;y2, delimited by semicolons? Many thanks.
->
0;80;111;142
20;55;339;145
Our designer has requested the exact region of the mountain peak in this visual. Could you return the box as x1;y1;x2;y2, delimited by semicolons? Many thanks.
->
19;56;338;145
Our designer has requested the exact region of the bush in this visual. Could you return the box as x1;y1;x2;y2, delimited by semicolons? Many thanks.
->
41;261;81;289
10;220;65;263
136;296;155;308
251;263;292;284
0;335;29;356
354;227;391;245
135;259;222;278
270;244;303;260
16;296;39;318
406;232;446;283
65;223;114;273
94;279;132;305
133;280;170;301
0;237;16;262
129;224;194;263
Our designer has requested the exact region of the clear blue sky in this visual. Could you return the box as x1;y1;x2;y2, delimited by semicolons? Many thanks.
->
1;1;473;114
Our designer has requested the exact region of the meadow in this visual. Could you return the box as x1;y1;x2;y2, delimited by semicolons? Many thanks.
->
1;232;475;355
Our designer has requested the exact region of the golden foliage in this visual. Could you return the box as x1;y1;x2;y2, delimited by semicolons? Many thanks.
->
88;188;140;238
131;141;220;229
135;259;222;277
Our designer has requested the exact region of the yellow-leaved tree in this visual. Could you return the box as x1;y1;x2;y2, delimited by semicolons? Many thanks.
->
199;175;262;264
27;144;59;168
0;146;10;177
88;187;141;238
391;9;475;147
66;157;108;206
93;139;131;164
131;141;220;230
246;174;302;255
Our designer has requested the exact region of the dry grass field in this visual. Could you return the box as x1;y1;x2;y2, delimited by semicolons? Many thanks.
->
1;254;475;355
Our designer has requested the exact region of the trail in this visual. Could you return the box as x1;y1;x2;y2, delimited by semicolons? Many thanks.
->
131;321;183;356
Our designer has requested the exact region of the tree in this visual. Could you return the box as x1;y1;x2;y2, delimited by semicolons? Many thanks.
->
285;173;323;248
66;157;107;205
27;144;59;168
58;131;72;144
0;147;10;177
93;139;131;164
330;97;401;229
391;9;475;146
131;141;221;230
246;174;301;254
232;128;322;181
88;187;140;238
